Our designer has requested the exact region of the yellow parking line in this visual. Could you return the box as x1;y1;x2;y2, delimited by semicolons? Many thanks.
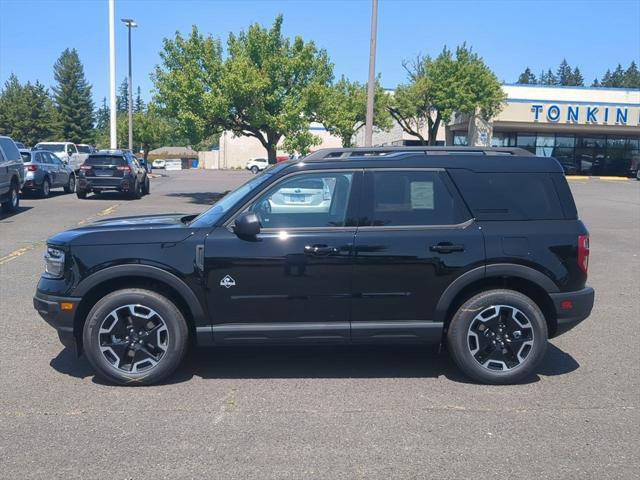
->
598;176;629;181
566;176;589;180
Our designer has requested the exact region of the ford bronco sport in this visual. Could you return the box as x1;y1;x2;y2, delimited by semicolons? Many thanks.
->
33;147;594;385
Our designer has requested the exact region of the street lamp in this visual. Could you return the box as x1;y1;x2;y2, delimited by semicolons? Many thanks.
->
364;0;378;147
121;18;137;151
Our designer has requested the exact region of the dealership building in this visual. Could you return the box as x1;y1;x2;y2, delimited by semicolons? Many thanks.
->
211;84;639;176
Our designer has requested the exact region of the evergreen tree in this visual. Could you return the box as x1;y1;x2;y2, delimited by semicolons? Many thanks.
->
591;78;600;87
556;59;573;85
95;97;109;131
517;67;537;84
134;86;145;113
117;77;129;113
570;67;584;86
602;64;626;87
623;61;640;88
541;69;557;85
600;69;613;86
52;48;94;143
0;74;59;145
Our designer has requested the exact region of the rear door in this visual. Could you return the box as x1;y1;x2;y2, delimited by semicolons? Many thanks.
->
47;152;69;187
350;168;484;342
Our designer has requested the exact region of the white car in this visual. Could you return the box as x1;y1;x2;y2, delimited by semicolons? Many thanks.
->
33;142;87;172
246;157;268;174
152;159;166;169
268;177;333;214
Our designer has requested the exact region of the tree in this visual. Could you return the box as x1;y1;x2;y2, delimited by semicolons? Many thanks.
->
52;48;94;143
0;74;59;145
556;59;573;85
153;16;333;163
540;68;557;85
134;86;145;113
318;76;391;147
387;45;505;145
591;78;600;87
134;106;174;160
517;67;537;84
623;61;640;88
117;77;129;113
95;97;109;132
569;67;584;86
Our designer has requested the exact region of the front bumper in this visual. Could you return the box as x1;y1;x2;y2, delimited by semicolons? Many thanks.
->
33;291;81;349
549;286;595;337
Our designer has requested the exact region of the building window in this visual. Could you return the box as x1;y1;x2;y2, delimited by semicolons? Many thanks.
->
453;133;467;146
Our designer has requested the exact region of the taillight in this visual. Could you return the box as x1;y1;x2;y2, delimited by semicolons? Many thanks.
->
80;164;92;171
117;165;131;172
578;234;589;275
27;164;38;171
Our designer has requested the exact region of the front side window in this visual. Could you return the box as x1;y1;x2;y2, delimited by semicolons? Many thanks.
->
248;172;354;229
362;170;468;227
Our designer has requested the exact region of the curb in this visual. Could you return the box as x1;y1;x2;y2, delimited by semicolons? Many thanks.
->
566;176;631;181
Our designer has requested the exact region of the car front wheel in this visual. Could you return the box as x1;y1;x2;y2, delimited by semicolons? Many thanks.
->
447;289;548;384
251;166;259;174
82;289;188;385
1;180;20;213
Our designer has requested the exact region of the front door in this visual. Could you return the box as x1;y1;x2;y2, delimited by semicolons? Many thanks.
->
204;169;360;344
350;169;484;343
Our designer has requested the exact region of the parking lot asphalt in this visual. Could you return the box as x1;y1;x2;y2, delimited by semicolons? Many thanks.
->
1;170;638;479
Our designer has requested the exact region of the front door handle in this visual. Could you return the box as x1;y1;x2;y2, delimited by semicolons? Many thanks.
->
304;244;339;256
430;242;465;254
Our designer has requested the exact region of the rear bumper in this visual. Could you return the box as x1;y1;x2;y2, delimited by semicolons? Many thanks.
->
79;177;133;191
549;286;595;337
33;291;80;349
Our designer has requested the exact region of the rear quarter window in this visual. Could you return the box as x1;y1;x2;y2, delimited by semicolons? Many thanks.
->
448;170;566;220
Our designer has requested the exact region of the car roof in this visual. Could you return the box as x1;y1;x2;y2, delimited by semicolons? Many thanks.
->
92;149;127;156
289;147;563;173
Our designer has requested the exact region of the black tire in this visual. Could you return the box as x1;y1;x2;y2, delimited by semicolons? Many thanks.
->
251;166;259;174
64;174;76;194
447;289;548;385
1;179;20;213
130;181;141;199
82;288;189;385
39;177;51;198
76;190;87;199
142;177;150;195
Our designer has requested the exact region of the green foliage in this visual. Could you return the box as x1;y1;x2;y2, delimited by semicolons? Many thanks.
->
318;76;391;147
134;86;145;113
52;48;94;143
0;74;59;146
388;44;504;145
117;77;129;113
556;59;572;86
153;15;333;163
517;67;536;84
95;97;109;132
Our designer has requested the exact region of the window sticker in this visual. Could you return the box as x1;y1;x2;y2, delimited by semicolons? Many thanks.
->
410;181;434;209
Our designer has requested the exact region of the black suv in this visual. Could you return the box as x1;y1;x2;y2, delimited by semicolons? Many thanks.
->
33;147;594;385
77;150;149;199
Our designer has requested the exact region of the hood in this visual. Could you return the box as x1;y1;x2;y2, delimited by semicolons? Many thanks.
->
48;213;199;247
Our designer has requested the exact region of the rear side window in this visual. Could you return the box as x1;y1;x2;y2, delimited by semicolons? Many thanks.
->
20;151;31;162
361;170;470;227
0;137;21;161
449;170;565;220
86;155;126;166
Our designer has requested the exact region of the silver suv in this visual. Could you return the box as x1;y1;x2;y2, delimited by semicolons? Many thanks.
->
0;136;24;213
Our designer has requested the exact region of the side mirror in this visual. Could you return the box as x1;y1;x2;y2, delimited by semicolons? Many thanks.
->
234;212;261;237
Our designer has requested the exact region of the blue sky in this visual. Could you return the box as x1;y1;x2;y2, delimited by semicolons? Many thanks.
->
1;0;638;105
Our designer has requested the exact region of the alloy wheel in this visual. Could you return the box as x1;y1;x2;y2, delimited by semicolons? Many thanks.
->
467;305;534;371
98;304;169;373
11;186;18;208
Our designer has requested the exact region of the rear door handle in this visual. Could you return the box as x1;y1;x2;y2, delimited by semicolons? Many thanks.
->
430;242;465;254
304;244;339;256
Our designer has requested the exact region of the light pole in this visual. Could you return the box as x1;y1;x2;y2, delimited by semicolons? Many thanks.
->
121;18;137;151
364;0;378;147
108;0;116;149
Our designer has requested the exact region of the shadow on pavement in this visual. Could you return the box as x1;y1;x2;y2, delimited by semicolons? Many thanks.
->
0;205;33;221
49;341;578;386
165;191;228;205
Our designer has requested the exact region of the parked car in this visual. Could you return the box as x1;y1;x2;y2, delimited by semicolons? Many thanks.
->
263;175;333;214
76;150;149;199
136;156;152;173
14;141;26;149
76;144;96;155
20;149;76;197
33;146;594;386
246;157;268;174
152;159;166;169
33;142;88;173
0;135;24;213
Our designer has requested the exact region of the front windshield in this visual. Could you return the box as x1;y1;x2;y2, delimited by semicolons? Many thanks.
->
189;164;287;227
77;145;91;153
35;143;64;152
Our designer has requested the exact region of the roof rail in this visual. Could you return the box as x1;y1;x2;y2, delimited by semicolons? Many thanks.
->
303;146;533;161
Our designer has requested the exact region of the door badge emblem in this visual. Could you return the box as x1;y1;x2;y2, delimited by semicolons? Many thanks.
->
220;275;236;288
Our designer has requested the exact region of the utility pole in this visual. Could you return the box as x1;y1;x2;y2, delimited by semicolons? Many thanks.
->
122;18;137;151
364;0;378;147
108;0;117;149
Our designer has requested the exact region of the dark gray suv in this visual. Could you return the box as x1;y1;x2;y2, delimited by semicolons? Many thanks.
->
77;150;150;199
0;135;25;213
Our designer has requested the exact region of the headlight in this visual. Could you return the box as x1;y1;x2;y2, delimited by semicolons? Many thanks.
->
44;247;65;278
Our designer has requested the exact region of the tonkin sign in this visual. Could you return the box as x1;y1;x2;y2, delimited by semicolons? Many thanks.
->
531;103;640;125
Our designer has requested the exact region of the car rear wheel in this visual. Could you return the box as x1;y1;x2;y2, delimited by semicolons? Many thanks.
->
82;289;188;385
39;178;51;198
250;166;259;174
142;177;150;195
64;174;76;193
447;289;548;384
130;181;141;199
77;190;87;199
1;180;20;213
